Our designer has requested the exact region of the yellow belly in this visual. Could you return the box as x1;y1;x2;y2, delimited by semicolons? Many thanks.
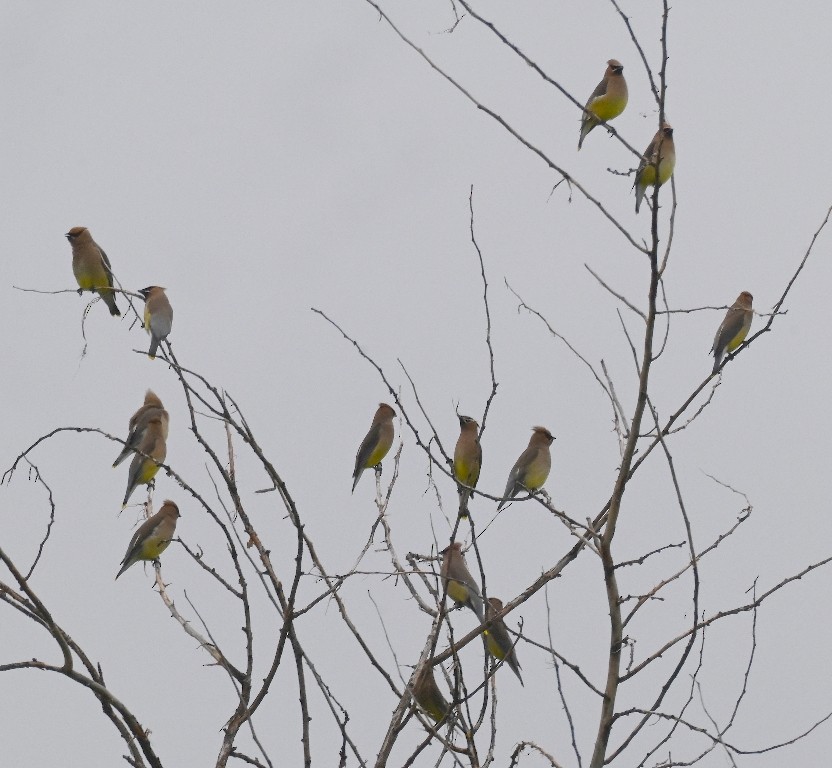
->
447;580;469;605
140;536;171;561
365;443;388;468
591;94;627;122
73;259;109;290
138;459;160;485
523;466;549;491
76;273;96;290
454;459;479;487
485;631;505;661
726;327;750;353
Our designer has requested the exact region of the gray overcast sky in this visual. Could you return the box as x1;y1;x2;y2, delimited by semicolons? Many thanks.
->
3;1;832;766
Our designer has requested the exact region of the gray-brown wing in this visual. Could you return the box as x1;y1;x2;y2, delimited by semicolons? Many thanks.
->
586;76;609;107
711;308;746;354
352;422;383;492
97;245;116;289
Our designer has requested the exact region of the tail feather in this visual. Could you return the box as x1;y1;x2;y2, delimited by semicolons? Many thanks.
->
634;183;645;214
351;468;363;493
112;448;131;468
578;120;592;150
458;487;471;518
509;658;524;686
102;290;121;316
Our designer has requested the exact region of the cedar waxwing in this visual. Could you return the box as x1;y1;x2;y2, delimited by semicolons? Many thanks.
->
710;291;754;374
138;286;173;359
484;598;523;685
122;415;167;508
115;500;180;579
453;415;482;517
634;122;676;214
498;426;555;511
113;390;169;468
440;542;484;622
578;59;628;150
411;664;451;724
65;226;120;316
351;403;396;493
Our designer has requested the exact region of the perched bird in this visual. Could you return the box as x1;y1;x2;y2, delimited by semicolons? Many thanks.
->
453;415;482;517
411;664;451;724
351;403;396;493
484;598;523;685
115;500;180;579
113;390;169;468
578;59;628;150
498;426;555;511
138;286;173;359
122;415;167;508
710;291;754;374
440;542;484;622
634;122;676;214
65;226;120;316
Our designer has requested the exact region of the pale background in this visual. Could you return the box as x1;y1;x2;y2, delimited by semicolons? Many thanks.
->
2;1;831;766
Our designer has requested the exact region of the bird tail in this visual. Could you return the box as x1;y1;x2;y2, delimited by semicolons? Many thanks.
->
351;469;362;494
578;121;592;150
112;449;130;468
458;487;471;518
471;596;485;624
634;183;645;214
148;337;159;360
102;290;121;316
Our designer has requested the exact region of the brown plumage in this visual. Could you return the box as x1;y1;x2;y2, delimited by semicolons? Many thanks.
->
113;390;169;468
453;415;482;516
440;542;484;622
498;426;555;510
578;59;628;150
351;403;396;492
138;286;173;359
411;664;451;724
122;415;167;508
634;122;676;214
484;597;523;685
65;226;120;316
116;500;180;579
710;291;754;374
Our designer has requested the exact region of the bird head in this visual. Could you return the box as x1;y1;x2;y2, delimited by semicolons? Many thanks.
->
531;426;555;445
138;286;164;301
161;500;181;518
458;414;479;430
377;403;397;420
440;541;462;558
65;226;88;242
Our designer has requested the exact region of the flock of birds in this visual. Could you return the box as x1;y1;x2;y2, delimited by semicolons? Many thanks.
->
59;59;756;721
357;59;754;721
575;61;755;374
350;405;550;703
65;226;178;580
577;59;674;213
